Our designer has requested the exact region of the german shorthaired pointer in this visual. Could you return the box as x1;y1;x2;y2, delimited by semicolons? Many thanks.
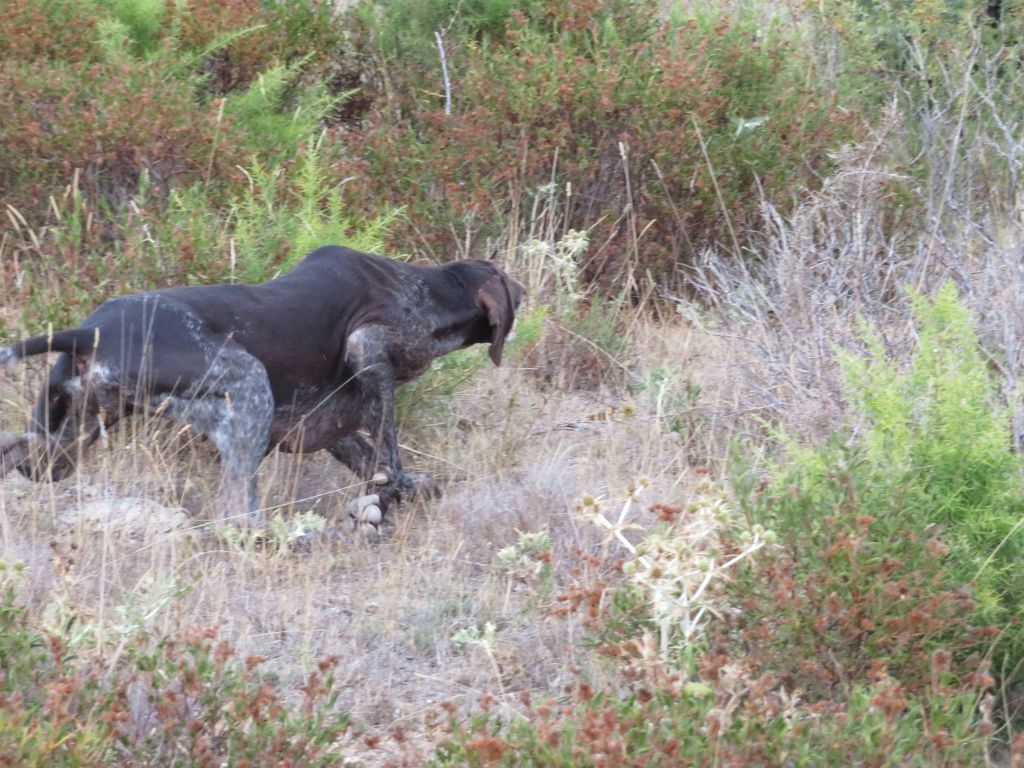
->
0;245;524;531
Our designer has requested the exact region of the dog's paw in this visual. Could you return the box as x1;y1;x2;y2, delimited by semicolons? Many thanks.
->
368;470;439;503
347;493;384;536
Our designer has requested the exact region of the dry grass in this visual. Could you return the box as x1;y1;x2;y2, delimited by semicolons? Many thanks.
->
0;315;724;761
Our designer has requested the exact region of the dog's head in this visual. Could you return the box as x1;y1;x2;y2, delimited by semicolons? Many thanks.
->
448;260;525;366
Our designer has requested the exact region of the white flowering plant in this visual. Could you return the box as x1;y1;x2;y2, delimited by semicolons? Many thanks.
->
576;479;771;661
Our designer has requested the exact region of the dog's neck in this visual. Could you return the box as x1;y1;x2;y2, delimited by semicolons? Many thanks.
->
422;261;494;353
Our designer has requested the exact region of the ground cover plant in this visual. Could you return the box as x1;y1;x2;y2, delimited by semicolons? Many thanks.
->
3;0;1024;765
0;568;349;766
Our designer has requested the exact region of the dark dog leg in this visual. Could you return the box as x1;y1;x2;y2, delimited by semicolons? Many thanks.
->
336;327;438;531
9;354;105;482
328;433;440;507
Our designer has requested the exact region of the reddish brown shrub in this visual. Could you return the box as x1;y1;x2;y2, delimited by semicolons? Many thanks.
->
0;58;243;226
0;0;100;62
176;0;344;94
341;0;861;284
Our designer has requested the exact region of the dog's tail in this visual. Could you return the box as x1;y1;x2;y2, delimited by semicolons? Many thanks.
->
0;328;100;369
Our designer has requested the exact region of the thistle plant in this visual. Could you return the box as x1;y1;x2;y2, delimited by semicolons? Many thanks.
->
498;528;553;587
577;480;770;661
519;228;590;309
453;621;504;696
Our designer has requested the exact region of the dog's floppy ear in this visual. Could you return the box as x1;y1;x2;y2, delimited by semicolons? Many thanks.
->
476;274;517;366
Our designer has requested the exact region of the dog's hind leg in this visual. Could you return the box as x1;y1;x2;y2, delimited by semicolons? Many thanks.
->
0;432;32;477
153;347;273;527
12;353;104;482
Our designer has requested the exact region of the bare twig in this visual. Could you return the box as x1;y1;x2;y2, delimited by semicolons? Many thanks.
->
435;30;452;116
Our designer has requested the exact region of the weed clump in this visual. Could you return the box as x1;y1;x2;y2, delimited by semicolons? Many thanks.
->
432;476;997;765
0;565;350;766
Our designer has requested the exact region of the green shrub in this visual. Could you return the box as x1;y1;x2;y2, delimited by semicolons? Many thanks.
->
231;140;397;284
731;439;995;693
430;304;1019;763
95;0;166;55
834;284;1024;669
222;61;342;164
810;0;999;88
719;283;1024;689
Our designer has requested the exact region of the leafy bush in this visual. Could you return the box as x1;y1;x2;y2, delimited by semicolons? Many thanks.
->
426;293;1024;763
343;0;860;282
810;0;1003;89
0;56;242;226
730;440;995;695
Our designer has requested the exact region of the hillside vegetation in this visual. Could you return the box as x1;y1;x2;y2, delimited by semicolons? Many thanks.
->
2;0;1024;764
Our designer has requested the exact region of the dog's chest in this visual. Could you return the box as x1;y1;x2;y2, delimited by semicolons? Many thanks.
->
389;335;439;383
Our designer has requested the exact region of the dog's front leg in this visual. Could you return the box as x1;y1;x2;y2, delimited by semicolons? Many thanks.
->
350;387;442;534
356;368;403;527
341;326;437;532
329;433;439;505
